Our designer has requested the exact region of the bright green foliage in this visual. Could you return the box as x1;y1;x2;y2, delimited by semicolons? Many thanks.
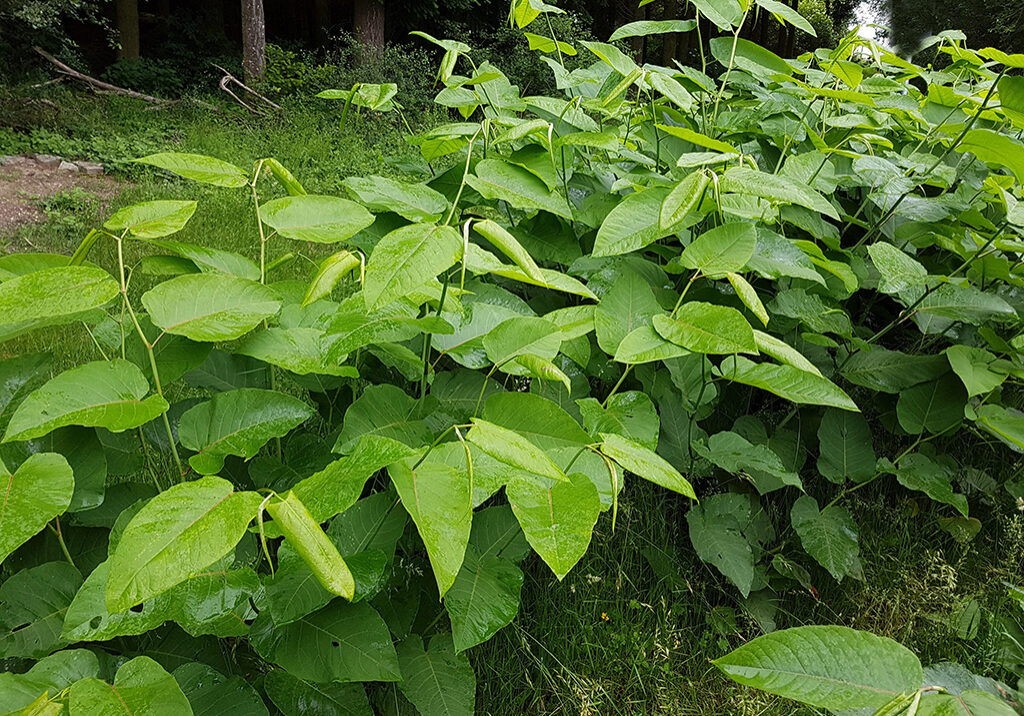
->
715;626;923;710
4;360;169;442
1;8;1024;713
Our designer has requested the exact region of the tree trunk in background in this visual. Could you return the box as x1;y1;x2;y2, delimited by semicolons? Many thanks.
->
615;0;642;57
115;0;140;59
354;0;385;57
241;0;265;82
662;0;678;66
785;0;799;56
313;0;331;45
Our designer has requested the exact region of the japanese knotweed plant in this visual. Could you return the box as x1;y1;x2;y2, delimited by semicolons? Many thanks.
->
2;0;1024;712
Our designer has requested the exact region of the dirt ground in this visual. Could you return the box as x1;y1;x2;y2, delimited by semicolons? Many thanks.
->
0;157;120;233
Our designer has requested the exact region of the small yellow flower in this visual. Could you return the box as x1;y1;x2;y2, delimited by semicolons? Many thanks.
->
600;612;610;622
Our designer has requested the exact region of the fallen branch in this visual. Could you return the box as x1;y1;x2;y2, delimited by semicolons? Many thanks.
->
213;64;282;115
33;47;219;112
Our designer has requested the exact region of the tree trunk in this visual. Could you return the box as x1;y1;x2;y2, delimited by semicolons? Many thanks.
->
313;0;331;45
661;0;678;65
241;0;265;83
115;0;140;59
354;0;385;57
615;0;642;57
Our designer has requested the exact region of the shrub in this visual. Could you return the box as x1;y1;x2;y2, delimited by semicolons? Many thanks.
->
0;2;1022;714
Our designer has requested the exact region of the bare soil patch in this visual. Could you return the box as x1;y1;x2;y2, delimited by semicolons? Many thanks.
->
0;157;120;233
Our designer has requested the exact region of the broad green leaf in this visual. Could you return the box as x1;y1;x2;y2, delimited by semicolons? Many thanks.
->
0;649;99;716
681;223;757;275
953;129;1024;184
916;690;1017;716
975;404;1024;452
294;435;417;521
690;0;743;29
511;353;571;392
267;491;355;600
790;496;860;581
0;353;51;435
0;265;117;334
694;431;801;493
142;274;281;342
755;0;816;35
235;327;358;377
302;250;361;307
0;561;81;658
653;304;757;355
721;167;839;220
656;124;738;154
344;175;449;223
868;242;928;296
817;409;875;484
752;331;820;375
945;345;1007;397
363;223;462;310
179;389;312;474
841;348;948;393
719;356;859;410
896;374;965;435
525;32;577;55
68;656;194;716
595;187;685;257
647;71;695;110
64;560;258;641
136;152;248;187
660;170;710;229
600;433;695;498
710;37;794;77
713;625;922;710
260;195;375;243
473;219;544;281
145;239;261;281
397;634;476;716
594;269;660;355
1;426;105;512
317;83;399;110
336;384;432;452
914;284;1015;330
613;326;690;363
686;493;755;596
480;391;591;448
0;453;73;564
894;453;969;516
467;419;567;482
251;599;400;683
466;158;572;219
104;200;197;238
389;460;472;597
746;229;825;285
445;544;523;652
174;663;269;716
264;670;372;716
609;19;697;41
578;391;659;451
105;476;261;612
483;316;562;367
4;360;168;442
506;471;600;579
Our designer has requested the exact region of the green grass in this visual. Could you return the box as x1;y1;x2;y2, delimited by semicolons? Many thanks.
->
2;88;1023;715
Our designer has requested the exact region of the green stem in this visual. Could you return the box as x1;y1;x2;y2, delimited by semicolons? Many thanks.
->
50;517;77;570
116;234;184;478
